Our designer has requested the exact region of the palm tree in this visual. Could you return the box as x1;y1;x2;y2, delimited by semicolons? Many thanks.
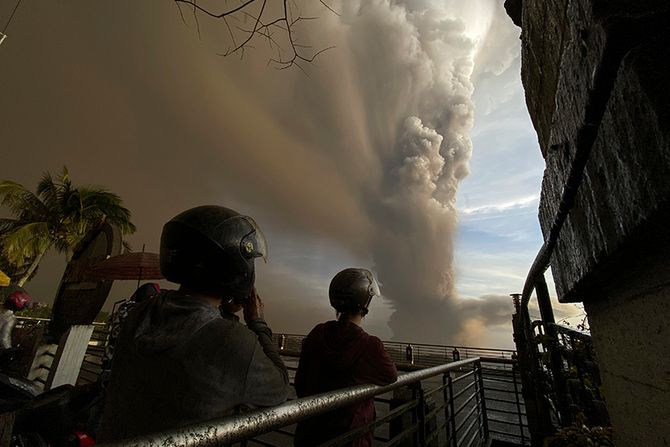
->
0;167;136;286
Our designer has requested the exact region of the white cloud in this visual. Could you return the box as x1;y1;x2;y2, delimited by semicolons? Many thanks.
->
460;194;540;215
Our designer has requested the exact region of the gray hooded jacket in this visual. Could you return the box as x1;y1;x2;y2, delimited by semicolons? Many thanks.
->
99;290;289;442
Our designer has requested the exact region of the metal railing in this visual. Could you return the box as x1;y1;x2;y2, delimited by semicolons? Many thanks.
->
532;322;609;428
14;319;527;445
480;360;528;445
276;333;516;366
101;357;490;447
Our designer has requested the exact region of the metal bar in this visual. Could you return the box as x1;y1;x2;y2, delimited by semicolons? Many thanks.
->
443;373;452;447
375;400;418;425
320;400;417;447
463;429;480;447
483;396;524;405
424;382;449;399
454;391;478;417
488;408;528;417
247;438;280;447
448;373;458;447
512;365;526;446
425;419;448;445
457;414;481;446
488;428;523;438
416;384;426;446
455;404;478;434
488;417;529;426
476;361;489;441
481;385;518;394
386;426;417;447
274;429;293;437
453;381;477;401
425;403;446;422
452;369;476;384
481;375;518;384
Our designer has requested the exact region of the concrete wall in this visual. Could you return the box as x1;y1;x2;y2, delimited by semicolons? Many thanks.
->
585;249;670;446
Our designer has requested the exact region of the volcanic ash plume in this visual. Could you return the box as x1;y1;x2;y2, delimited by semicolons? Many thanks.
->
191;0;505;343
331;0;495;342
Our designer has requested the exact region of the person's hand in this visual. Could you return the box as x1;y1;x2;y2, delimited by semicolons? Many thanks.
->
243;287;265;322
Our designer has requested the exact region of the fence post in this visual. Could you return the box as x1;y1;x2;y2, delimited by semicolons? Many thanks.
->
447;373;458;447
512;364;527;446
476;360;489;442
409;382;426;447
442;373;452;446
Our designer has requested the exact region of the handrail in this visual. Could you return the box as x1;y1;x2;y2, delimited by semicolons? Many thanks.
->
16;316;108;326
278;333;516;354
100;357;481;447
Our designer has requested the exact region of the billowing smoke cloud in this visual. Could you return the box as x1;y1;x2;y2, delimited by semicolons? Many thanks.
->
327;0;497;343
186;0;507;343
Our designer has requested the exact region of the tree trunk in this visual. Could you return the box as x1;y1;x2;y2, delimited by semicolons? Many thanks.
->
17;246;48;287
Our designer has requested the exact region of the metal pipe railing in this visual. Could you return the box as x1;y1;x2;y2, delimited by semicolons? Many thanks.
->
100;357;481;447
278;333;516;357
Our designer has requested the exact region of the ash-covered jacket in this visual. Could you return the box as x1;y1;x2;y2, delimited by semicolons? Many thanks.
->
99;290;289;442
294;321;397;447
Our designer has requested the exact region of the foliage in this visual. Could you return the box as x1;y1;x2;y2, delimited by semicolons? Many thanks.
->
0;167;136;286
544;413;613;446
0;252;34;283
15;302;53;319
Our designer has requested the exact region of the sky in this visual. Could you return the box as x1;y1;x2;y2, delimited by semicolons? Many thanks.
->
0;0;582;348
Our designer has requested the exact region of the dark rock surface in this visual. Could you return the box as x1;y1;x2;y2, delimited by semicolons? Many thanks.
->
512;0;670;302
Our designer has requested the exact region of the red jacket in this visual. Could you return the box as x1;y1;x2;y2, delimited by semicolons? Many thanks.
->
294;321;397;447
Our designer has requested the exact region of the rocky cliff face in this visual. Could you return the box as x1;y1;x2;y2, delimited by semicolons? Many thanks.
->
509;2;670;445
511;0;670;302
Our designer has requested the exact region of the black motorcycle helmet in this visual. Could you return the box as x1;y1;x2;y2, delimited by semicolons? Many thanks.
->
160;205;267;304
329;268;380;316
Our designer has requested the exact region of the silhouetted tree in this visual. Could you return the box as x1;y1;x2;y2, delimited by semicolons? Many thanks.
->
0;167;136;286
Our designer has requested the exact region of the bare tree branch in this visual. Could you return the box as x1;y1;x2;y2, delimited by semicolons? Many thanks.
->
319;0;340;17
173;0;336;70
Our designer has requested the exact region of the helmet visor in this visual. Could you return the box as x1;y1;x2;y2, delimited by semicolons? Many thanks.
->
367;272;381;298
238;216;268;261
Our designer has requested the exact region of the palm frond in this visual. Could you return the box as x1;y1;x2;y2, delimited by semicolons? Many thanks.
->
0;222;51;265
36;171;60;212
0;217;20;234
78;188;136;234
0;181;49;221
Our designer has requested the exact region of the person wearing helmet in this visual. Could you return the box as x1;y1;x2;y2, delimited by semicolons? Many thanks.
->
99;206;289;441
294;268;397;447
0;289;32;350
